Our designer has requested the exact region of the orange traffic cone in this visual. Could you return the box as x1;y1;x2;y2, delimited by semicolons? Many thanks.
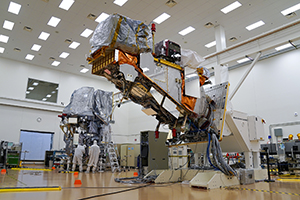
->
74;179;82;187
1;169;6;175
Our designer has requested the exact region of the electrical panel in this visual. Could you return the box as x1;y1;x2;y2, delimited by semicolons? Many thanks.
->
140;131;168;174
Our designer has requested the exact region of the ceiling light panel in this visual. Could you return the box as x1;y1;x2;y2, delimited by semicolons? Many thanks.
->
221;1;242;14
47;16;61;27
281;3;300;16
246;20;265;31
26;91;30;94
95;13;109;23
0;47;4;53
0;35;9;43
42;98;47;101
59;52;69;58
275;43;292;51
28;87;34;90
46;94;51;98
205;41;216;48
25;54;34;60
38;32;50;40
8;2;21;15
59;0;74;11
178;26;195;36
80;28;93;38
113;0;128;6
33;82;39;86
153;13;171;24
80;68;89;73
52;61;60;66
31;44;41;51
3;20;15;30
237;58;250;63
69;41;80;49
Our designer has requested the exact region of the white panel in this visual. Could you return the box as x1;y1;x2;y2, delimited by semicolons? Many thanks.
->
184;68;201;98
162;97;180;119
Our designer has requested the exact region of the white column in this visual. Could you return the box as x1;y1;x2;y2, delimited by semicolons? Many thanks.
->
214;25;226;84
252;151;261;168
244;151;253;168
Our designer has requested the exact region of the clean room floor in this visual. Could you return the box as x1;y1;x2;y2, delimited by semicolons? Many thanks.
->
0;167;300;200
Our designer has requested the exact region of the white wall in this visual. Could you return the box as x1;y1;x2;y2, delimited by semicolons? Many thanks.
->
0;57;129;149
228;49;300;141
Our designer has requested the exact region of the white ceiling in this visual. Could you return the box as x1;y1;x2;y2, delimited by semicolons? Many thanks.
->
0;0;300;78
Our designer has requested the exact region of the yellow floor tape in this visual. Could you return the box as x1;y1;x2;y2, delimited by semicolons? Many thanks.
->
11;168;52;171
277;179;300;182
224;187;300;196
0;186;61;193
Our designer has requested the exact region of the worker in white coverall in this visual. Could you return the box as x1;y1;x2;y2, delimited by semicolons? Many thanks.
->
86;140;100;173
72;144;86;172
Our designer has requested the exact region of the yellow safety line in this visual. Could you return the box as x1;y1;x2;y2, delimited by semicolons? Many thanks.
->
11;168;52;171
0;186;61;193
277;179;300;182
224;186;300;196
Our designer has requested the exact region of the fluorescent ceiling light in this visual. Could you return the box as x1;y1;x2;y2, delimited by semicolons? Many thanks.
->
28;87;34;90
275;43;292;51
59;52;69;58
3;20;15;30
8;2;21;15
33;82;39;86
142;67;149;72
59;0;74;10
179;26;195;36
246;20;265;31
0;35;9;43
113;0;128;6
186;74;198;79
237;58;250;63
281;3;300;16
95;12;109;23
80;28;93;38
31;44;41;51
69;41;80;49
42;98;47;101
38;32;50;40
0;47;4;53
80;68;89;73
153;13;170;24
51;91;56;94
52;61;60;66
26;91;30;94
25;54;34;60
46;94;51;98
47;16;61;27
205;41;216;48
221;1;242;14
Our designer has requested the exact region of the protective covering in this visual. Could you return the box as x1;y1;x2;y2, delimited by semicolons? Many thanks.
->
181;49;205;69
63;87;94;116
94;89;113;123
90;13;152;55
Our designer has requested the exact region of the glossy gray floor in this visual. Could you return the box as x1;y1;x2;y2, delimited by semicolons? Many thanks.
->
0;168;300;200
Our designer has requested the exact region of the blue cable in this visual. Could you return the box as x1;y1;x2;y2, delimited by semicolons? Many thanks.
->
207;133;219;171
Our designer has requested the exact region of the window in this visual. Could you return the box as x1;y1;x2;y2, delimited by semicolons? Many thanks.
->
25;78;58;103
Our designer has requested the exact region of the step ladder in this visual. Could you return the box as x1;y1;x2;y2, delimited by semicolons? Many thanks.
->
107;143;120;173
98;143;107;172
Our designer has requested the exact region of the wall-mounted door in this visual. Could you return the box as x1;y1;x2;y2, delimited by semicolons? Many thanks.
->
20;130;53;161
